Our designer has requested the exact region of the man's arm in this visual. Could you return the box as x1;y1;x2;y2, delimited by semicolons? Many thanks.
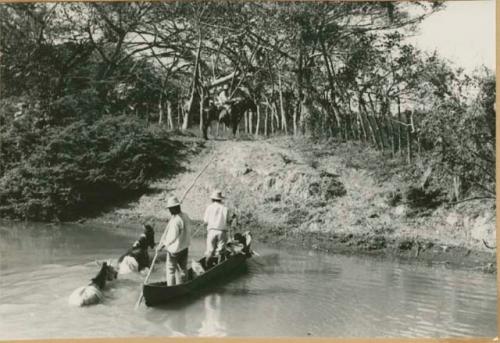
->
203;206;210;224
156;225;168;251
159;220;181;250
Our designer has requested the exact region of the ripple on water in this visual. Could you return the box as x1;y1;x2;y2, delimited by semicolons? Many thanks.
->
0;224;497;339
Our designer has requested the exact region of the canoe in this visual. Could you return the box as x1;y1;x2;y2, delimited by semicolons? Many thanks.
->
143;252;250;307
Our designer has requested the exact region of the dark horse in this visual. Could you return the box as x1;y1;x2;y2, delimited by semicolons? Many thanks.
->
202;96;257;140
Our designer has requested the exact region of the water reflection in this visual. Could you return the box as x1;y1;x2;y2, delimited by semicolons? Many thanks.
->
164;307;188;337
198;294;226;337
143;292;227;337
0;221;137;271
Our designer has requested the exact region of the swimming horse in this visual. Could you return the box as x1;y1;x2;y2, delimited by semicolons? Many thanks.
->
68;261;118;307
117;224;156;275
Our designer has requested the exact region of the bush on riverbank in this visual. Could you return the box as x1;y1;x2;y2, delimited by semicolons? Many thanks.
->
0;116;185;221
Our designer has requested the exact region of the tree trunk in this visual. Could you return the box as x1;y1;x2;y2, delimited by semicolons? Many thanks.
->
177;101;182;128
367;94;385;151
405;110;413;163
345;111;352;140
380;98;395;155
397;95;402;155
158;94;164;126
373;116;385;152
346;103;357;140
330;98;346;140
452;175;462;201
271;104;276;134
320;39;345;139
244;111;248;133
249;110;253;134
199;90;204;132
182;98;191;130
357;112;367;142
359;96;380;149
255;105;260;136
299;99;308;135
265;105;269;136
386;108;396;157
167;100;173;130
183;31;203;131
293;102;299;136
278;71;287;134
295;49;304;136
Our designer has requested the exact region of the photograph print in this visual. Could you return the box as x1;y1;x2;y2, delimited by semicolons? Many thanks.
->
0;0;497;340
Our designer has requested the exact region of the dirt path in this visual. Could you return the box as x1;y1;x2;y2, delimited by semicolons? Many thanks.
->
94;137;496;272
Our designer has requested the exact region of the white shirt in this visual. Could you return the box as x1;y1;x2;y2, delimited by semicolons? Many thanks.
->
204;202;229;231
162;212;191;254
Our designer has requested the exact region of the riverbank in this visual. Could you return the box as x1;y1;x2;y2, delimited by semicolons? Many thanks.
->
90;135;497;273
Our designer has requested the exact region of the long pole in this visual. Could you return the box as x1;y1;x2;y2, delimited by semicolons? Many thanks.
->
135;153;217;308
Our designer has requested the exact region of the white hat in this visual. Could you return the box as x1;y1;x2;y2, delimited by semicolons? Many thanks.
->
166;196;181;208
210;190;224;200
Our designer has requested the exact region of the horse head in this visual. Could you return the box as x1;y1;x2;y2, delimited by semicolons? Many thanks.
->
102;261;118;281
130;234;148;254
95;260;118;282
89;261;118;290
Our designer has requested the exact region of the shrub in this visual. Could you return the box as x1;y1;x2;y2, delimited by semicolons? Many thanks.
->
404;186;443;210
0;116;184;221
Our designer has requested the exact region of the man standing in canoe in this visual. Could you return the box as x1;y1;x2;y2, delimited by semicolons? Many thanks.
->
158;196;191;286
203;189;232;265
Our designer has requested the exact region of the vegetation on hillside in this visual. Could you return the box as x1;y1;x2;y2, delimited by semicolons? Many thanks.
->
0;2;495;221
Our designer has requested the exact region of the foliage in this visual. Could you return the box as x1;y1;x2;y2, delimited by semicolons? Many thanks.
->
0;2;495;220
418;69;495;198
0;116;184;220
404;186;443;210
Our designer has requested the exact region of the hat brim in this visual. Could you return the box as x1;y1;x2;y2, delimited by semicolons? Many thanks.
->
167;202;181;208
211;196;223;200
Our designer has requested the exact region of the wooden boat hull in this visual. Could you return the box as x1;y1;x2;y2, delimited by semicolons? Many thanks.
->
143;253;249;307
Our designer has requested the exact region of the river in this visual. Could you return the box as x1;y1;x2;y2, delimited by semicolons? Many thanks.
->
0;221;497;339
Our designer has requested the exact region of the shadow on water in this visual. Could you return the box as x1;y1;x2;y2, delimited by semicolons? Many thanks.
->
143;258;300;311
148;264;251;311
141;261;287;337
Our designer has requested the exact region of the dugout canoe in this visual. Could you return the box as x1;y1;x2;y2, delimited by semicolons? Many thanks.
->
143;252;250;307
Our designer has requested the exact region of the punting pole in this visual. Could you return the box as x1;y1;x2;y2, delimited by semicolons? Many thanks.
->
135;152;217;308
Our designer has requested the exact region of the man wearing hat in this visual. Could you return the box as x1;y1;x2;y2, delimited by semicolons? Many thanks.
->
203;189;232;264
157;196;191;285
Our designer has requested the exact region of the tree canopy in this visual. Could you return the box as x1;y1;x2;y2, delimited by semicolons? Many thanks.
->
0;1;495;220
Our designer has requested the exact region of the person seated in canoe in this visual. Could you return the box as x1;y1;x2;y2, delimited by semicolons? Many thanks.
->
157;196;191;286
203;189;234;268
226;231;252;256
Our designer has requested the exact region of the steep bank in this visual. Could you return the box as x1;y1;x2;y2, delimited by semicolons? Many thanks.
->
93;136;496;272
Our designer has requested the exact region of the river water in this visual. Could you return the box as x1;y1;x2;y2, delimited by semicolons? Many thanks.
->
0;221;497;339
